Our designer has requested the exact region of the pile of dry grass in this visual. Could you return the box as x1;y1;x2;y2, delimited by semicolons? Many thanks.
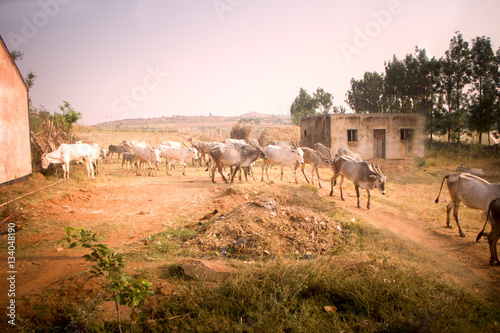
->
185;197;343;258
257;125;300;147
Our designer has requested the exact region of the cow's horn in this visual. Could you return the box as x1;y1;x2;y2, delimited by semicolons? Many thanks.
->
376;162;383;175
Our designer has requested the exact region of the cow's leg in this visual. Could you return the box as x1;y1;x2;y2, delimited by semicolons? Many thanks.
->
230;165;240;183
488;234;497;266
290;165;299;184
217;164;228;183
296;162;309;183
83;158;93;180
167;160;173;176
182;162;186;175
314;166;322;188
261;162;268;181
365;189;371;209
446;202;453;228
89;159;95;180
211;164;216;183
63;163;69;181
136;160;141;176
241;167;249;182
150;162;156;176
452;203;465;237
487;219;500;265
280;165;284;181
353;185;361;208
339;176;345;201
330;171;340;196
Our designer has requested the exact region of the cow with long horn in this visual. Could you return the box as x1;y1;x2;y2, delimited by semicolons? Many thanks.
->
330;155;386;209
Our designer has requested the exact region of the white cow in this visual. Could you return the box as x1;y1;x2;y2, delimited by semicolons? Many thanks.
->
132;146;161;176
161;140;181;148
261;144;304;184
122;140;148;151
224;138;246;146
159;144;198;175
88;143;105;175
435;173;500;237
337;147;363;162
41;143;95;181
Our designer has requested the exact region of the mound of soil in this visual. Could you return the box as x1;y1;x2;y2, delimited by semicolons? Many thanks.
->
186;197;344;258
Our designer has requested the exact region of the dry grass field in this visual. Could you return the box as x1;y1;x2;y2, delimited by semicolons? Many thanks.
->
1;127;500;331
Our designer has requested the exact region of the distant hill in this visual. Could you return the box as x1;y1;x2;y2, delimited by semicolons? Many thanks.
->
94;113;291;130
239;111;279;118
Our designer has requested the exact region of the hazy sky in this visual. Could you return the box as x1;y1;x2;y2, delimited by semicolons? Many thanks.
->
1;0;499;125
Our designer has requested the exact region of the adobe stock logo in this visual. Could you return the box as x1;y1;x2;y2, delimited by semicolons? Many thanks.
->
110;65;169;120
339;0;403;63
7;0;72;49
213;0;243;21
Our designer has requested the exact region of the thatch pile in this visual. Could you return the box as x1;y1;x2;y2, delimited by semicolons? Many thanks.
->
257;125;300;147
30;109;69;154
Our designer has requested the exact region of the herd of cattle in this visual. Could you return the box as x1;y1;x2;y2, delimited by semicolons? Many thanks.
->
40;138;500;266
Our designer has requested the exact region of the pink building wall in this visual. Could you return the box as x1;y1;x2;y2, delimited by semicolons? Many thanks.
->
0;36;31;185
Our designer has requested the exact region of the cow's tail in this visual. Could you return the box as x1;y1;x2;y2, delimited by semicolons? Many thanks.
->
476;204;493;242
434;174;450;204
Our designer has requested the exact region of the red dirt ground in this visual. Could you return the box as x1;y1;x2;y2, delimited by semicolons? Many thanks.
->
1;161;500;323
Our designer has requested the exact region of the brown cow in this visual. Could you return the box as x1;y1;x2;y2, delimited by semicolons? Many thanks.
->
476;198;500;265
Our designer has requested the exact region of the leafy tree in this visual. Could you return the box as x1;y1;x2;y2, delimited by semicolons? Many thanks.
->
346;72;385;113
468;36;499;144
383;56;409;113
25;72;37;110
290;88;317;125
313;88;333;114
332;105;347;114
59;101;82;143
445;31;471;145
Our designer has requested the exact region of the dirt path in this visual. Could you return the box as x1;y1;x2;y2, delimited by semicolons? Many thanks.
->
322;183;500;300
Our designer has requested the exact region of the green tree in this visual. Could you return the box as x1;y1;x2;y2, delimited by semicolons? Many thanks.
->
59;101;82;143
346;72;385;113
468;36;499;144
446;31;471;145
290;88;317;125
332;105;347;114
313;87;333;114
25;72;37;110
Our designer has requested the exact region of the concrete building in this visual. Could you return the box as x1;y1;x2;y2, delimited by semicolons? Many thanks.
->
300;113;425;160
0;35;31;185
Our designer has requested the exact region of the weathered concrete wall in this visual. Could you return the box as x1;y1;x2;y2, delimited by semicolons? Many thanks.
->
0;37;31;184
300;113;425;160
300;115;331;149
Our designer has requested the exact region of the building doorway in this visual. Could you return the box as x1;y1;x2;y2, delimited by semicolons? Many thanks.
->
373;129;386;159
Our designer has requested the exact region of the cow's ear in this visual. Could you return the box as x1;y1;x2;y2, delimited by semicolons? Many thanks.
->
369;175;377;180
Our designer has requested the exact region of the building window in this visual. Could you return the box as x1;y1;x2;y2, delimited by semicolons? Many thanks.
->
304;130;307;137
347;129;358;142
401;128;413;141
